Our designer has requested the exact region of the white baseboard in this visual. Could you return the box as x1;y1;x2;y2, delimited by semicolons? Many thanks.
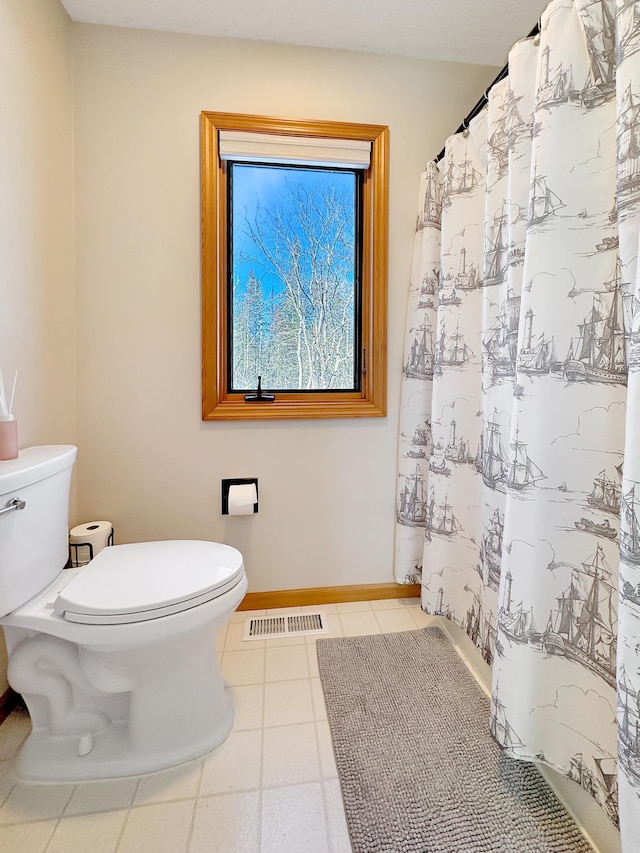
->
437;617;621;853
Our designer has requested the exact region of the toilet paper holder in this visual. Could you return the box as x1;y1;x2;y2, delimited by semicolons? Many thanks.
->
221;478;258;515
68;525;115;568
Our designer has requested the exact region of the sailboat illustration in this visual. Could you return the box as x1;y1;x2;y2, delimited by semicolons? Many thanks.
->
421;266;439;295
617;84;640;213
483;289;520;380
490;687;524;750
620;485;640;566
517;308;550;375
618;667;640;788
449;150;482;196
481;410;507;489
505;86;528;151
427;491;462;536
470;434;483;472
484;204;509;288
412;419;431;446
433;324;444;377
604;256;626;292
548;337;563;374
621;573;640;607
498;602;538;643
629;285;640;353
397;465;428;528
536;45;578;110
505;425;545;490
417;166;442;231
465;595;494;663
444;420;468;464
618;0;640;64
476;508;503;591
435;321;474;370
593;757;620;827
528;165;565;226
618;271;639;363
481;612;496;666
563;338;585;382
404;316;435;381
487;109;509;178
567;753;619;827
564;289;626;385
442;150;482;211
409;419;431;458
568;753;598;799
441;153;456;203
579;0;616;109
587;468;622;516
530;544;617;688
465;594;482;645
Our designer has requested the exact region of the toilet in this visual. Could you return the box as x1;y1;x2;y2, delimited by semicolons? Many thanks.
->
0;445;248;781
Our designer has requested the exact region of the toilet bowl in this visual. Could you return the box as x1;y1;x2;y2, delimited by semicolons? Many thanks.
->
0;446;248;781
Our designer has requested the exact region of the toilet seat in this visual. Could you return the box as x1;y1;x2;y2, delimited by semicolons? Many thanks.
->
54;540;245;625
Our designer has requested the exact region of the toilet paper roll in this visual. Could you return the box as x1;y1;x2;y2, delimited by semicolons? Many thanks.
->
69;521;113;566
228;483;257;516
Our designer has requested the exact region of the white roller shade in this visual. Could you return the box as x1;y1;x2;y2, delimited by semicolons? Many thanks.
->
219;130;371;169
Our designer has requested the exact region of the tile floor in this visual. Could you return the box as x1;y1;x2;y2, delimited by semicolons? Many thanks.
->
0;597;434;853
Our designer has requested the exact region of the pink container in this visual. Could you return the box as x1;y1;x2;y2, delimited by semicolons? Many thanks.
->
0;420;18;460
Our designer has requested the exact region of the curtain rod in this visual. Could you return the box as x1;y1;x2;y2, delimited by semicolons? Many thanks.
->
433;22;541;164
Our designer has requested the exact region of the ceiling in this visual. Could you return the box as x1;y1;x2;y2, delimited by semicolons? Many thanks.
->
58;0;549;67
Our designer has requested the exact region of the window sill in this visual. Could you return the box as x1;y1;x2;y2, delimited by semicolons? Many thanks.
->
202;396;386;421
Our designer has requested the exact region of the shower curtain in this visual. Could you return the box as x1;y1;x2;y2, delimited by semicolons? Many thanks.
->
395;0;640;847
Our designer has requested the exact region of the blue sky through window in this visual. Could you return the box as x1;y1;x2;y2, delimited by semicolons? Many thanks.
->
231;163;356;298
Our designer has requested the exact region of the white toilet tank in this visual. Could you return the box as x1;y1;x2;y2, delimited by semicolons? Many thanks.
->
0;445;77;618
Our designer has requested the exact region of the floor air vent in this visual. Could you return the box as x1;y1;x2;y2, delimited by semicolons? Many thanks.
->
243;612;327;640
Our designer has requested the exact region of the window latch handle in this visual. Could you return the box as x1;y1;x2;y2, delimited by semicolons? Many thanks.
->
244;375;275;403
362;348;367;375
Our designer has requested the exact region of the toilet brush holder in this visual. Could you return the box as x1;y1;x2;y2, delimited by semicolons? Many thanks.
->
0;418;18;461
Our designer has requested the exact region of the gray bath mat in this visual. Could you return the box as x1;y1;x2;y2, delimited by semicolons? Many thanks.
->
317;627;594;853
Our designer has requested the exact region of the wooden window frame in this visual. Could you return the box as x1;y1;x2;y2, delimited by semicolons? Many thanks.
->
201;112;388;421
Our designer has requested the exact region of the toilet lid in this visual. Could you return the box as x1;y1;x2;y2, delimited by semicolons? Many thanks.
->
54;541;245;624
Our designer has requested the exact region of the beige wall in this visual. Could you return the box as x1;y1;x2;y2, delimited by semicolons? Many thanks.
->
72;24;496;593
0;0;75;694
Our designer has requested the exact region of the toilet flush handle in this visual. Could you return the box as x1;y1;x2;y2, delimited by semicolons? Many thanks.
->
0;497;26;516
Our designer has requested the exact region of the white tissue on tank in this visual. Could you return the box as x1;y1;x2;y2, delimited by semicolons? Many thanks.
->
228;483;257;515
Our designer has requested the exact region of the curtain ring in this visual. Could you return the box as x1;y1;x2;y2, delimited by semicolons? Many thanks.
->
462;120;470;138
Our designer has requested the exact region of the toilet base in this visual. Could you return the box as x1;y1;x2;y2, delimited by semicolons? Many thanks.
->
16;688;235;782
3;570;248;783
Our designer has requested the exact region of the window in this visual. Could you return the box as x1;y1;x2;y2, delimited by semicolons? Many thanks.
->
201;112;388;420
229;162;361;393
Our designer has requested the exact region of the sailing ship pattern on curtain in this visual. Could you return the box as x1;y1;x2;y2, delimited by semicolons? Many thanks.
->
395;0;640;845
